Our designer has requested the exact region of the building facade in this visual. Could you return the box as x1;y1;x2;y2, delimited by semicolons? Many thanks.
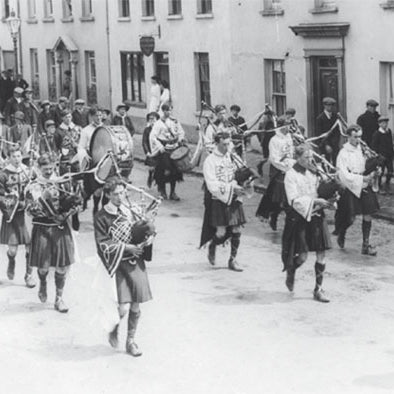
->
1;0;394;136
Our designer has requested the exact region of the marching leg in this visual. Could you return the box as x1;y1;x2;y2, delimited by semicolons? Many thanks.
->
6;247;17;280
37;269;48;303
228;228;243;272
361;217;377;256
108;302;129;349
285;253;307;292
169;180;180;201
54;269;69;313
313;259;330;303
24;250;36;288
125;303;142;357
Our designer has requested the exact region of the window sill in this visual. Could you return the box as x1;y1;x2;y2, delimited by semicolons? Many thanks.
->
26;17;38;24
80;16;95;22
310;6;338;14
42;16;55;23
260;8;284;16
196;13;214;19
141;16;156;21
380;2;394;9
61;16;74;23
127;102;147;109
167;14;183;20
117;16;131;22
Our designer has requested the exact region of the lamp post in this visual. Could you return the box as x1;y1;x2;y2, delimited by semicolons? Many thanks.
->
6;10;21;75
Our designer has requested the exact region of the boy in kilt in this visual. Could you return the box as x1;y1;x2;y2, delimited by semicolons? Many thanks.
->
200;131;246;272
94;177;153;357
0;145;35;287
25;154;77;313
335;125;380;256
282;144;332;302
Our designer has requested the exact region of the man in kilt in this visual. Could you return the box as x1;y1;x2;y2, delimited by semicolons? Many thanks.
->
94;177;153;357
282;144;332;302
335;125;380;256
25;154;77;313
0;145;35;288
256;116;295;230
149;103;185;200
200;131;246;272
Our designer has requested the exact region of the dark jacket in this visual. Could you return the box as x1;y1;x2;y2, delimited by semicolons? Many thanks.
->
357;110;380;148
37;110;55;133
371;128;394;159
315;111;341;162
3;97;24;126
112;114;135;137
22;102;39;127
51;105;66;128
72;109;89;128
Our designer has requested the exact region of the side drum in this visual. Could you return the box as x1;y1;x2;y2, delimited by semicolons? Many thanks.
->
170;145;192;173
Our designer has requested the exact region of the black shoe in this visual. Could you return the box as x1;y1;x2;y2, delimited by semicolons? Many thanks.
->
108;324;119;348
147;170;154;188
207;242;216;265
126;339;142;357
38;281;47;303
159;190;168;200
337;233;345;249
269;215;278;231
169;192;180;201
7;260;15;280
361;243;377;256
228;258;243;272
72;214;80;231
313;288;330;303
285;270;295;292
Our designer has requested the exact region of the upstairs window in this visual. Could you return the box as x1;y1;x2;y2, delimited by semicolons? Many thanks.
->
62;0;73;19
44;0;54;18
82;0;93;17
142;0;155;17
168;0;182;15
197;0;212;14
119;0;130;17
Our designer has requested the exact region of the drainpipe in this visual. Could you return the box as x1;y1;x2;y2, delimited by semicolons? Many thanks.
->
105;0;112;111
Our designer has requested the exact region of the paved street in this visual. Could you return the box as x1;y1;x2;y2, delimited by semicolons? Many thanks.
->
1;162;394;394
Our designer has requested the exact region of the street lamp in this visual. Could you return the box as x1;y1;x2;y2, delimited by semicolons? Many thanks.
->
6;10;21;75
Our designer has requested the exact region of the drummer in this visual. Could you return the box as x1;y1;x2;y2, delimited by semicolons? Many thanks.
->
149;104;185;200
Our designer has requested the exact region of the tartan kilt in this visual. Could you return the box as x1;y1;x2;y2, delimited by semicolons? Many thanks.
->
270;172;286;204
209;199;246;228
339;187;379;218
282;208;331;271
0;210;30;245
115;259;152;304
29;223;75;269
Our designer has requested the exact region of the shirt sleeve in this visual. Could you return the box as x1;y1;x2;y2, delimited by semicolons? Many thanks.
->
149;122;164;156
336;150;364;198
269;137;295;172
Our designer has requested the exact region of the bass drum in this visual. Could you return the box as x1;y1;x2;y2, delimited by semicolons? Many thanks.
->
89;125;133;166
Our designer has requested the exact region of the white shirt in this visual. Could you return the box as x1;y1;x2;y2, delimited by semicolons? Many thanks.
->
203;147;238;205
336;142;366;198
149;84;161;112
269;130;295;172
149;117;185;156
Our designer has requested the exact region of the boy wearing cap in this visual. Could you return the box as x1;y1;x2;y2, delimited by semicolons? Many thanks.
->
112;103;135;137
357;99;380;148
51;96;69;127
8;112;32;158
37;100;54;133
372;116;394;194
3;87;24;126
72;99;89;128
21;88;39;128
228;104;248;156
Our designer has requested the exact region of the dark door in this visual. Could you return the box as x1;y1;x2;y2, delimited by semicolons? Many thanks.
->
312;57;339;135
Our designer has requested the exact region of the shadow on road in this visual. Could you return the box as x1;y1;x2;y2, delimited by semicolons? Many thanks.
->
0;301;52;315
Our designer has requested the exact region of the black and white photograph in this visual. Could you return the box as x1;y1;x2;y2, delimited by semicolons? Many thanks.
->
1;0;394;393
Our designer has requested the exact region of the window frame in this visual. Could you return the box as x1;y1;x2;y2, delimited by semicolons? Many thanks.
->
27;0;37;20
81;0;93;18
85;50;97;105
142;0;155;17
168;0;182;15
264;59;286;117
62;0;73;20
43;0;54;19
197;0;212;15
118;0;130;17
46;49;57;102
30;48;40;99
310;0;338;14
195;52;211;110
261;0;284;16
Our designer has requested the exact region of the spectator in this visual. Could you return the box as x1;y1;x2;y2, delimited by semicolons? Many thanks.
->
72;99;89;128
3;87;24;126
357;99;380;148
112;103;135;136
148;75;161;113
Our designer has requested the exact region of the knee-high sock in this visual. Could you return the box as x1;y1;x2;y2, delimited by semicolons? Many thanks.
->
170;181;176;194
314;262;325;290
25;252;32;275
127;310;141;339
362;220;372;245
7;251;15;266
54;272;66;298
230;232;241;260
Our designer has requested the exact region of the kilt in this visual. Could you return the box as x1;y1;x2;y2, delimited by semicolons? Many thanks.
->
209;199;246;228
29;222;75;269
282;208;331;271
269;172;286;204
0;210;30;246
115;259;152;304
153;151;183;185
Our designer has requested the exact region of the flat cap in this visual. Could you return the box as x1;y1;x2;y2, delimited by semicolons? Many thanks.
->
24;87;33;93
322;97;336;105
14;111;25;120
116;103;127;111
277;115;290;127
285;108;296;115
378;115;389;122
214;104;226;113
44;119;56;128
75;98;85;105
230;104;241;112
366;99;379;107
61;109;71;117
58;96;68;103
14;87;24;94
40;100;50;108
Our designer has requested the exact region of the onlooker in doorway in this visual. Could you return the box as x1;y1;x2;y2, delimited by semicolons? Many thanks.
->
148;75;161;113
112;103;135;137
15;74;29;90
357;99;380;148
62;70;72;99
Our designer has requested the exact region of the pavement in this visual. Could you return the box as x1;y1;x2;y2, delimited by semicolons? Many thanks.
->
131;132;394;223
1;162;394;394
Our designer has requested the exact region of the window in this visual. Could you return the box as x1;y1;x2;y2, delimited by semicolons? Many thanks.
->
261;0;284;16
62;0;73;18
30;49;40;99
82;0;92;17
119;0;130;17
44;0;53;18
28;0;37;19
311;0;338;13
197;0;212;14
154;52;170;87
168;0;181;15
3;0;10;18
265;59;286;116
142;0;154;17
47;50;57;102
195;52;211;108
121;52;146;105
85;51;97;105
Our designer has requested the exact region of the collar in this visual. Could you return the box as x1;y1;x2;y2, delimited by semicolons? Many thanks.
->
59;122;76;130
379;127;388;134
324;110;332;119
213;147;230;158
104;201;120;215
293;162;306;174
343;141;361;152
